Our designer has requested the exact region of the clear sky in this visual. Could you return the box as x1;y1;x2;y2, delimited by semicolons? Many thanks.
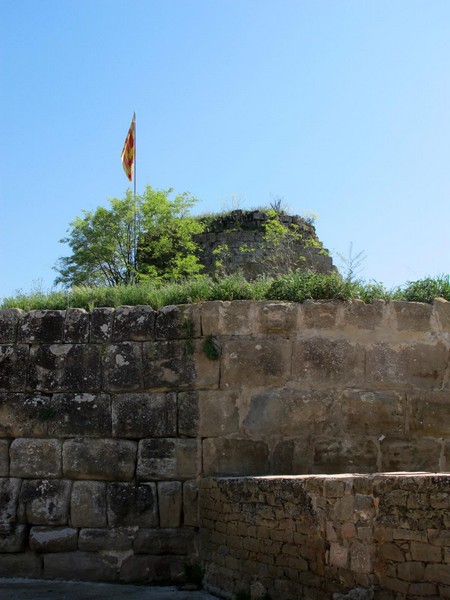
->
1;0;449;300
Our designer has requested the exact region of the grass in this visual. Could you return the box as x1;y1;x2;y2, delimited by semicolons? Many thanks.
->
1;273;449;312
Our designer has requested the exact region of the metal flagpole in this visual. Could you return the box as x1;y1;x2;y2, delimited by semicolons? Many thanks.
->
133;112;137;279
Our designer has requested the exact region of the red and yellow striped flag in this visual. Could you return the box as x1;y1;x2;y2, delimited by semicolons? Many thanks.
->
121;114;135;181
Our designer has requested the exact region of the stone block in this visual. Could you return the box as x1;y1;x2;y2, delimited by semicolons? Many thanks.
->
366;342;448;388
10;438;62;478
47;393;112;437
0;478;22;523
63;439;137;480
392;301;433;331
243;388;335;436
18;479;71;525
183;480;199;527
0;440;9;475
107;482;158;527
103;342;143;391
28;344;102;392
133;528;197;555
302;300;340;329
143;340;196;389
0;393;51;438
397;560;425;581
192;339;221;388
18;310;65;343
158;481;182;528
434;298;450;333
0;524;27;552
112;392;176;438
90;307;114;342
70;481;107;528
137;438;199;481
0;345;29;391
64;308;90;343
341;300;385;330
380;437;441;472
201;301;255;336
198;390;239;437
29;526;78;552
203;438;270;476
0;309;23;343
425;564;450;585
408;391;450;437
350;541;373;573
0;552;42;577
410;541;442;562
292;338;365;386
43;551;118;582
313;437;378;474
329;543;348;568
112;305;156;341
254;302;300;334
272;438;311;475
119;554;184;583
155;305;185;339
379;543;405;562
78;527;136;551
178;391;199;437
340;389;405;435
221;338;291;388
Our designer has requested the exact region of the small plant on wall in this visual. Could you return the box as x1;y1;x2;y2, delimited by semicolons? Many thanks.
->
203;334;220;361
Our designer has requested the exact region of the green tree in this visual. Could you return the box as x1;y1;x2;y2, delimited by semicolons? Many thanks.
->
54;185;204;287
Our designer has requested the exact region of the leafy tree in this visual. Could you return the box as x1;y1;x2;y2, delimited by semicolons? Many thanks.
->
54;185;204;287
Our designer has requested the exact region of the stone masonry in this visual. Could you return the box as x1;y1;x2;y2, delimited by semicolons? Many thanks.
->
0;298;449;593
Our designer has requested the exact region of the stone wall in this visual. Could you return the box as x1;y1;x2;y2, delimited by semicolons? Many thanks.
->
200;474;450;599
0;299;449;588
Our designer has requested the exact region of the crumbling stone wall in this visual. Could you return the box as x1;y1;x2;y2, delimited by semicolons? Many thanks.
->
0;299;449;587
200;474;450;599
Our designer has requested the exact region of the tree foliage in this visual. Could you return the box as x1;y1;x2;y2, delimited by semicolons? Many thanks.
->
54;186;204;287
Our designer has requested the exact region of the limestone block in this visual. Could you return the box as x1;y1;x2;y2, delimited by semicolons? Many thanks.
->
0;440;9;475
63;308;90;343
243;388;335;436
78;527;136;551
221;338;291;389
203;438;270;476
0;552;42;577
0;345;29;391
198;390;239;437
397;560;425;582
90;307;114;342
10;438;62;478
312;437;378;474
143;340;196;389
350;541;373;573
410;541;442;562
63;439;137;480
112;305;156;341
112;392;176;438
43;551;118;582
18;479;71;525
158;481;182;528
408;391;450;437
47;393;112;437
29;526;78;552
0;309;23;343
0;393;53;438
254;302;300;335
18;310;65;343
380;437;441;472
366;342;448;388
155;305;184;339
28;344;102;392
119;554;184;583
329;542;348;568
70;481;107;527
434;298;450;333
134;528;197;555
201;301;255;336
103;342;143;392
0;524;27;552
107;482;158;527
183;480;199;527
392;301;433;331
292;338;365;387
137;438;199;480
424;563;450;585
178;391;199;437
341;300;385;330
340;389;405;435
192;339;220;388
272;438;311;475
0;478;22;523
302;300;340;329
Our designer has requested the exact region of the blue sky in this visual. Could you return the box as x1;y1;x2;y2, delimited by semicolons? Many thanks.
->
1;0;449;300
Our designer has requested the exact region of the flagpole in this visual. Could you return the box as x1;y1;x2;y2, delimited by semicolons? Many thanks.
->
133;112;137;279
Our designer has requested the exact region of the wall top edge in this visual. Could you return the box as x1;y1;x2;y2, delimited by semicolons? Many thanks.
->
205;471;450;482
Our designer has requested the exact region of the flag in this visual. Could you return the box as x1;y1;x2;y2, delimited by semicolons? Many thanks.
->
121;113;135;181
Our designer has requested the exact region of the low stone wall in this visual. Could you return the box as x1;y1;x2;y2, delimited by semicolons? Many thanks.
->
200;474;450;599
0;299;449;584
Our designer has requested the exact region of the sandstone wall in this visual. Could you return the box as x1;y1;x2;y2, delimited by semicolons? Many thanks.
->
200;474;450;599
0;299;449;586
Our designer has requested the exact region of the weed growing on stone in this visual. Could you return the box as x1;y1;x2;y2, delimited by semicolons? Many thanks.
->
203;334;220;361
